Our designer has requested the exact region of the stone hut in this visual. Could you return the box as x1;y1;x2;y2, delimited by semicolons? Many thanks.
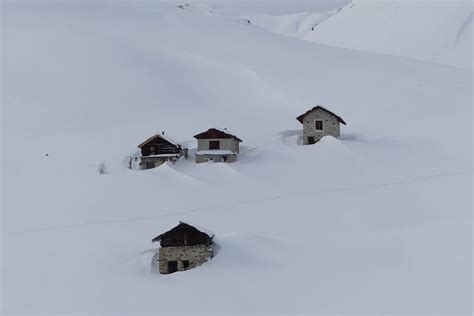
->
138;132;188;169
193;128;242;163
152;222;214;274
296;106;347;145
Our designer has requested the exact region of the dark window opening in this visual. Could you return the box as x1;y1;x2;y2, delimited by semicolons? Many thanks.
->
167;261;178;273
182;260;190;270
307;136;315;145
315;120;323;130
209;140;220;150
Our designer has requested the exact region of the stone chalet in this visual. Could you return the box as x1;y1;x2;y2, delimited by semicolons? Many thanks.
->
152;222;214;274
296;106;347;145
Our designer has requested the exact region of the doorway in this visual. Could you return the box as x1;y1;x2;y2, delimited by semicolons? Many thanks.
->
182;260;190;270
307;136;315;145
167;261;178;273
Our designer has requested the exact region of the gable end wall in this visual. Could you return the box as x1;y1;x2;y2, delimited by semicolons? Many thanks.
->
197;138;239;153
302;108;341;144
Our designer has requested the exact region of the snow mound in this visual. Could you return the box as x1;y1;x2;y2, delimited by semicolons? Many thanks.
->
315;135;349;151
143;162;200;184
302;136;359;166
193;161;239;175
205;233;290;270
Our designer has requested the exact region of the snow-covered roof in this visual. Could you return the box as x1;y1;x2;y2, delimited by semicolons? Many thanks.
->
137;133;181;148
179;221;215;238
296;105;346;125
195;150;236;156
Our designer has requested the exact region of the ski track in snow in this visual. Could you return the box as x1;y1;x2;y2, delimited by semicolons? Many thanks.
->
3;169;471;236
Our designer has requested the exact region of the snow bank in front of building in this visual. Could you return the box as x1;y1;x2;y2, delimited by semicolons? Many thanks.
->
143;162;200;185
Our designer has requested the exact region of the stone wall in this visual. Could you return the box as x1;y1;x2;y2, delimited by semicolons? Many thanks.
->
302;108;341;145
158;245;213;274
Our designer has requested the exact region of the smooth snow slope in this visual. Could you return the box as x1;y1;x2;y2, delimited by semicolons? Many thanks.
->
2;1;472;315
303;0;473;69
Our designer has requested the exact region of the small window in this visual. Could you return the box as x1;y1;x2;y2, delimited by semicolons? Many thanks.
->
315;120;323;131
149;146;154;151
209;140;220;150
182;260;190;269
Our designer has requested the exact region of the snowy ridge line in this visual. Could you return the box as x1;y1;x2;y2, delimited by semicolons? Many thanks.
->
3;169;471;236
456;12;473;41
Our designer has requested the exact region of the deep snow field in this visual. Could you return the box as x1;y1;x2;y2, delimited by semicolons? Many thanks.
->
301;0;472;69
2;0;472;315
242;0;472;69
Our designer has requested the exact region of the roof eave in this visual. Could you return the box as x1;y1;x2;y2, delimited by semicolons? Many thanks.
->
151;235;162;243
138;134;179;148
138;135;160;148
193;129;242;142
297;106;346;125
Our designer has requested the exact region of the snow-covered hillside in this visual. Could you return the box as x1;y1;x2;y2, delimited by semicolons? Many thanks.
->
236;0;472;69
303;0;473;69
2;0;472;315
